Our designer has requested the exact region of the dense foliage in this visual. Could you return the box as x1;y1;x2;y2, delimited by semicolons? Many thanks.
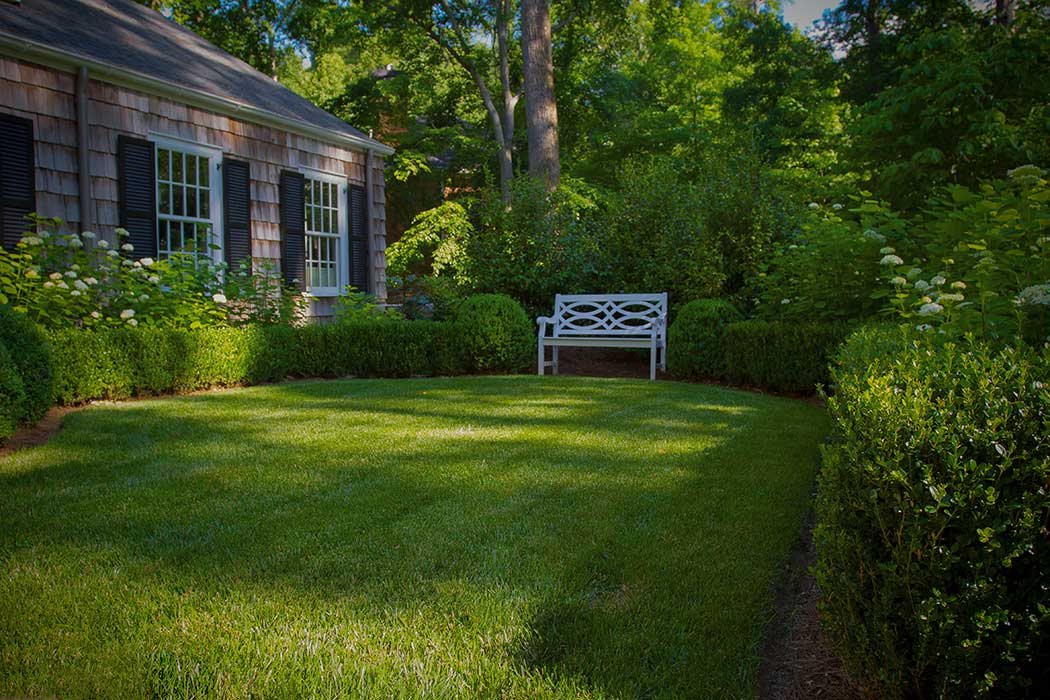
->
816;325;1050;698
0;305;53;443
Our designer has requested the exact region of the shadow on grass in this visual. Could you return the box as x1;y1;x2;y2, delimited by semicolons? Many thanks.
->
0;376;824;698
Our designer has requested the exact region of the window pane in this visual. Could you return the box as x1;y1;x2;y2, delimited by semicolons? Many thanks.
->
198;157;209;188
199;189;209;219
158;220;168;254
173;185;184;216
158;148;170;182
173;151;183;183
159;182;170;215
186;187;198;218
196;223;210;252
186;155;197;186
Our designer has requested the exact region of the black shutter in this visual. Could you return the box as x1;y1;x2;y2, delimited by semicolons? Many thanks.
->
279;170;306;290
0;113;36;251
116;135;157;258
223;158;252;270
348;183;369;291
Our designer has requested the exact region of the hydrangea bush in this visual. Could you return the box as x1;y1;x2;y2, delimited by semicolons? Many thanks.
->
0;216;302;330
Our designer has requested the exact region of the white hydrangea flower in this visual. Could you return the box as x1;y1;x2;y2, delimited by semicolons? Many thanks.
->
880;246;895;255
862;229;886;243
19;236;42;246
891;276;907;286
918;302;944;316
81;231;96;239
43;281;54;288
115;227;130;237
71;264;80;271
73;280;89;291
906;267;922;279
98;239;110;249
107;250;119;258
120;309;135;319
64;270;77;278
140;257;155;267
84;277;98;285
57;281;69;290
139;294;150;302
880;254;904;266
808;202;820;210
1033;381;1045;390
915;324;933;332
25;269;39;278
212;293;228;304
148;275;160;284
132;261;142;268
832;203;843;210
49;272;62;281
951;281;966;290
914;280;931;292
69;237;83;248
121;243;134;252
90;311;100;319
931;275;946;286
70;290;81;297
126;318;138;327
1016;284;1050;306
939;293;964;302
122;259;134;267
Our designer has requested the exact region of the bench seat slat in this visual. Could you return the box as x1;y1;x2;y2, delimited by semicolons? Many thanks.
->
543;337;664;348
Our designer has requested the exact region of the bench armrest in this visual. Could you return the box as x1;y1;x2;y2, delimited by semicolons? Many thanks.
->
536;316;554;338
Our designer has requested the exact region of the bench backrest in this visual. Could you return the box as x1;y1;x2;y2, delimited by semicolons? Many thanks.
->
552;293;668;337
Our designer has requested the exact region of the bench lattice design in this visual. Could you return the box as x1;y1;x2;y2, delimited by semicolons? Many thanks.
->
536;293;668;380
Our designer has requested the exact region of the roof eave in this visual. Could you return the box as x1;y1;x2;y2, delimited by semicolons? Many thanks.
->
0;32;396;157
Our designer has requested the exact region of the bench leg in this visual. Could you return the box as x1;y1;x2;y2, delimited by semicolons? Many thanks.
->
650;337;658;381
538;338;545;376
552;346;559;375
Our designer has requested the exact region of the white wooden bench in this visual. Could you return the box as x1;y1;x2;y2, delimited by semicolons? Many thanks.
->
536;293;668;380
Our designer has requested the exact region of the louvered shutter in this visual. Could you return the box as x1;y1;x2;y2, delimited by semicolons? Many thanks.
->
279;170;306;290
116;135;157;258
0;113;36;251
223;158;251;270
348;183;368;291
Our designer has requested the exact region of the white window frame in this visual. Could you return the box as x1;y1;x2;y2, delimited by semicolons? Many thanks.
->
151;134;224;267
301;167;348;297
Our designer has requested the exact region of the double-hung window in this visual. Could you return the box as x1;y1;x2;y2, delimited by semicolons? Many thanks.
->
303;171;347;296
154;137;223;265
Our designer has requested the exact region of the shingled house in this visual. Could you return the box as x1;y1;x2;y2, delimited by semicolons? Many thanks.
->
0;0;394;316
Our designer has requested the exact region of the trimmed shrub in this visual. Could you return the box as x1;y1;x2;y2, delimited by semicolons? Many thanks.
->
667;299;744;379
815;328;1050;698
0;304;53;422
48;320;464;406
455;294;532;372
722;320;851;394
0;342;27;442
290;321;463;379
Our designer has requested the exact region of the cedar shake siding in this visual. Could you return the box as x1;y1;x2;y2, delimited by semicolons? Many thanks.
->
0;56;389;312
0;0;392;316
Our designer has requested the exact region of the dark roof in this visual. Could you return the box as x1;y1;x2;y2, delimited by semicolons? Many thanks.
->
0;0;391;153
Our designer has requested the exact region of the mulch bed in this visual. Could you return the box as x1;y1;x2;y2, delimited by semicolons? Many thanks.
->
1;349;857;700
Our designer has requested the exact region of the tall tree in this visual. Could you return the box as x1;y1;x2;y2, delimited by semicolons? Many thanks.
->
521;0;560;188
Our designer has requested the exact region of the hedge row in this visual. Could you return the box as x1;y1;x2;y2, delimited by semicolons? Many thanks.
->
815;326;1050;698
47;321;467;406
0;305;53;442
667;300;851;394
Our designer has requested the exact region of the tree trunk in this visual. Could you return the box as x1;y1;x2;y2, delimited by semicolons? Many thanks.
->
497;0;519;203
864;0;882;96
521;0;560;189
995;0;1015;27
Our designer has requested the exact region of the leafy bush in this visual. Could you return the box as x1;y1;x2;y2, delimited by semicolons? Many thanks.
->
667;299;743;379
455;294;532;372
0;216;302;330
605;158;724;305
0;304;53;423
879;170;1050;346
0;342;27;443
722;319;851;393
332;286;403;322
815;327;1050;698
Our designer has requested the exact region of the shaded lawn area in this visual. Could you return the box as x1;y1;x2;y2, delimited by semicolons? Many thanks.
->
0;376;827;699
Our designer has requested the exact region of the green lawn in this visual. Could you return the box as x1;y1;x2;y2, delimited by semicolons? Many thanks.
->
0;376;826;699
